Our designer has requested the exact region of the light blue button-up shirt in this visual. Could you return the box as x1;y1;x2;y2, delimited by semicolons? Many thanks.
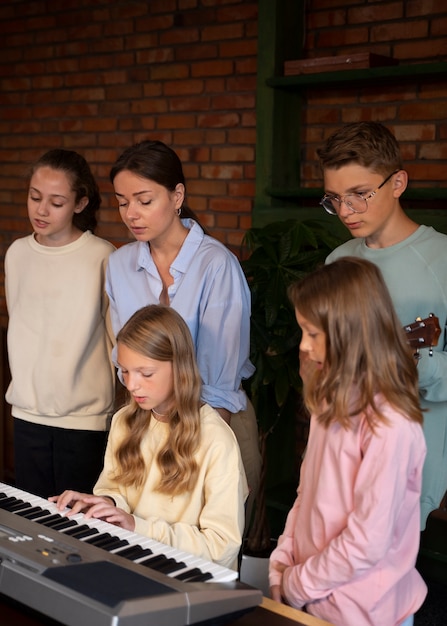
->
106;219;255;413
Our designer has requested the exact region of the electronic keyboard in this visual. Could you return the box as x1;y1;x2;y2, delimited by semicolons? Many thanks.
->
0;482;262;626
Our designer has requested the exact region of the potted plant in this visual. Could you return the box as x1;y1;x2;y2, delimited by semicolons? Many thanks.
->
241;218;343;560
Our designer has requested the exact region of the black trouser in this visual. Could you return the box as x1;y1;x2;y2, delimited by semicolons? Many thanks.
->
13;418;108;499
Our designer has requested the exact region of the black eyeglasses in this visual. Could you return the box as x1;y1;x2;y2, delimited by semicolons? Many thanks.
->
320;169;399;215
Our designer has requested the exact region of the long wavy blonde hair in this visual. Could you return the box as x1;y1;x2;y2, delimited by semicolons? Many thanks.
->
288;257;423;429
114;305;202;495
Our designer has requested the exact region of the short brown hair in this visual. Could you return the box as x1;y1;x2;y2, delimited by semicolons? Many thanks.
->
317;122;403;176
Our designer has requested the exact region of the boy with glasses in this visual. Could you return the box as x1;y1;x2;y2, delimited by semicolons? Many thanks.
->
320;121;447;530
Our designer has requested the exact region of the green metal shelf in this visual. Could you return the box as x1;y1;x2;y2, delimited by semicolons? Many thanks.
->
266;61;447;89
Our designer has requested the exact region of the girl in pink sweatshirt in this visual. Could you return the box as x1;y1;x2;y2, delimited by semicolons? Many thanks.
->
269;257;427;626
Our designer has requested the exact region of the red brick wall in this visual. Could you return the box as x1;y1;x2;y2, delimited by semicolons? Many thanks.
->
300;1;447;188
0;0;258;321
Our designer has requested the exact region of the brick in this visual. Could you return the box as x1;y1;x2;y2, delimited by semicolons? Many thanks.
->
229;181;256;196
406;163;447;181
399;101;447;120
188;180;227;196
341;105;398;123
419;142;447;160
307;10;348;29
371;20;428;42
204;77;226;92
217;3;257;22
151;63;190;80
394;124;436;142
197;112;239;128
203;21;244;40
209;197;252;213
394;37;447;58
216;213;239;229
211;146;254;162
235;57;257;74
226;76;257;92
135;15;174;32
156;114;197;129
176;44;218;61
137;48;175;64
220;39;258;58
164;79;205;96
169;96;211;112
406;0;444;17
348;2;403;23
227;129;256;144
201;164;243;179
204;130;226;144
191;60;234;77
130;99;169;114
211;93;255;110
160;27;200;46
317;26;369;48
431;16;447;35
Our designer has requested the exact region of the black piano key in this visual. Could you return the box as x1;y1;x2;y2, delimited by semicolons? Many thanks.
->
138;554;181;573
38;514;66;527
138;554;168;567
47;517;79;531
154;558;187;574
114;545;153;560
41;515;73;529
95;537;129;552
0;496;21;509
21;508;51;520
84;532;114;547
9;501;33;513
0;499;31;513
174;567;212;582
181;570;213;582
63;525;100;539
16;506;45;518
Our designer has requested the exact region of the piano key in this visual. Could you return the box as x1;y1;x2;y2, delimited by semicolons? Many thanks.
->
95;537;129;554
180;570;213;582
15;506;45;518
0;482;238;583
0;498;31;513
22;508;53;521
41;515;77;530
64;525;100;540
84;531;114;546
39;514;68;527
0;496;24;510
46;517;79;532
114;545;153;560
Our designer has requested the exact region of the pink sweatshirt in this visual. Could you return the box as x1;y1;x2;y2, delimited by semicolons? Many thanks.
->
269;397;427;626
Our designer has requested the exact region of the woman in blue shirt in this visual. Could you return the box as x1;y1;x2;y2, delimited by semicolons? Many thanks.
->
106;140;261;531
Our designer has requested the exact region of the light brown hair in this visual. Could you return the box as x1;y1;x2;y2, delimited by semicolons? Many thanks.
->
288;257;423;429
114;305;202;495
